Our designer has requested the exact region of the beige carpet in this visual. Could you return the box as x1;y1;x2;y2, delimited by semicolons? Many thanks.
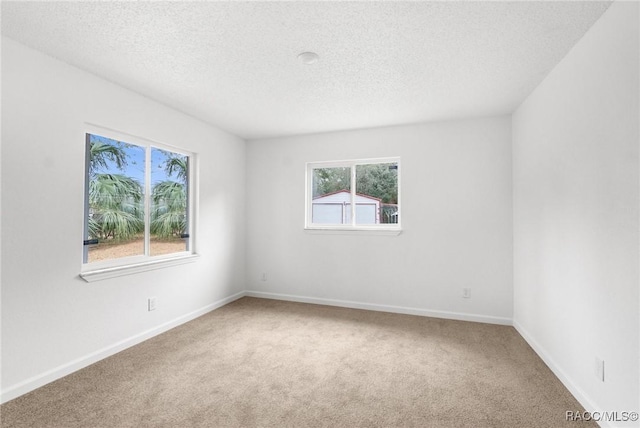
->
1;297;594;427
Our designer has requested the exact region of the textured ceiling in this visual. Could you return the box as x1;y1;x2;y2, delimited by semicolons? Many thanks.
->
2;1;611;140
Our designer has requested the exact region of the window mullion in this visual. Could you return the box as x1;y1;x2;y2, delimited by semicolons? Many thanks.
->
83;129;195;270
350;164;356;226
306;157;400;230
144;145;151;257
185;157;191;252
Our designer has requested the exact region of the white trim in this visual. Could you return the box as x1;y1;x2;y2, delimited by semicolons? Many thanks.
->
84;123;192;156
0;291;246;404
304;227;402;236
80;254;199;282
305;157;401;230
513;320;609;428
245;290;512;325
144;141;151;257
306;157;401;168
82;124;198;272
350;164;357;224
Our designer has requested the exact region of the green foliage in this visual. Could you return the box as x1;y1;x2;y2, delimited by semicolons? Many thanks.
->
89;140;127;176
150;150;188;239
165;156;188;182
312;167;351;197
88;173;144;240
90;207;144;241
87;137;143;242
86;138;190;244
356;163;398;204
89;173;143;209
313;164;398;203
151;180;187;238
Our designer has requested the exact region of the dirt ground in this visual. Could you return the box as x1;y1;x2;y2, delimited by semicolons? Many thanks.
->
88;237;187;263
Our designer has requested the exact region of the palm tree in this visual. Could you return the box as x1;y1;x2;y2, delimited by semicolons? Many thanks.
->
151;181;187;238
88;173;144;241
150;154;188;239
89;140;127;176
87;137;145;243
165;156;188;182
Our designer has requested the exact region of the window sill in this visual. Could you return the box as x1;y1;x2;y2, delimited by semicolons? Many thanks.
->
80;254;199;283
304;227;402;236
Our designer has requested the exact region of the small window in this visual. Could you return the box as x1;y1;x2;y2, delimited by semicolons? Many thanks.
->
83;131;194;269
306;158;400;230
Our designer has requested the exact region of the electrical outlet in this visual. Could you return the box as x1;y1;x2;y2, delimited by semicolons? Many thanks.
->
595;357;605;382
148;297;157;312
462;288;471;299
261;273;267;282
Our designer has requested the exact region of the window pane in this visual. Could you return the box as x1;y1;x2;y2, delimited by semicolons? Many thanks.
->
150;148;189;256
312;167;351;224
85;134;145;263
355;163;399;224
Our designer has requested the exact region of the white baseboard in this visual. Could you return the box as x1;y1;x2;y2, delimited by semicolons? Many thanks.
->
513;320;610;428
245;290;512;325
0;291;246;404
9;289;601;425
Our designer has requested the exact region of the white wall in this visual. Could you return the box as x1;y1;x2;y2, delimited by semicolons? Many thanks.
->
512;1;639;424
5;2;636;417
1;38;246;401
246;117;513;324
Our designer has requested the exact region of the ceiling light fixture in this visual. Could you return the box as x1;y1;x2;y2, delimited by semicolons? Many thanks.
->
297;51;319;65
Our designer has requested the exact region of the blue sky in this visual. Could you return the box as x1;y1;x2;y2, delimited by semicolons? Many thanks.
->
89;134;184;187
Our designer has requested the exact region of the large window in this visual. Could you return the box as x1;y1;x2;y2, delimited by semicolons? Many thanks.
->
83;130;194;270
306;158;400;230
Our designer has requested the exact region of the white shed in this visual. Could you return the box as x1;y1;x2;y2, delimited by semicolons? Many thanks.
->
312;190;381;224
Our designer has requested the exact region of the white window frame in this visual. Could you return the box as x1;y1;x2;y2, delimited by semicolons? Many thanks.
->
305;157;401;233
80;125;198;282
